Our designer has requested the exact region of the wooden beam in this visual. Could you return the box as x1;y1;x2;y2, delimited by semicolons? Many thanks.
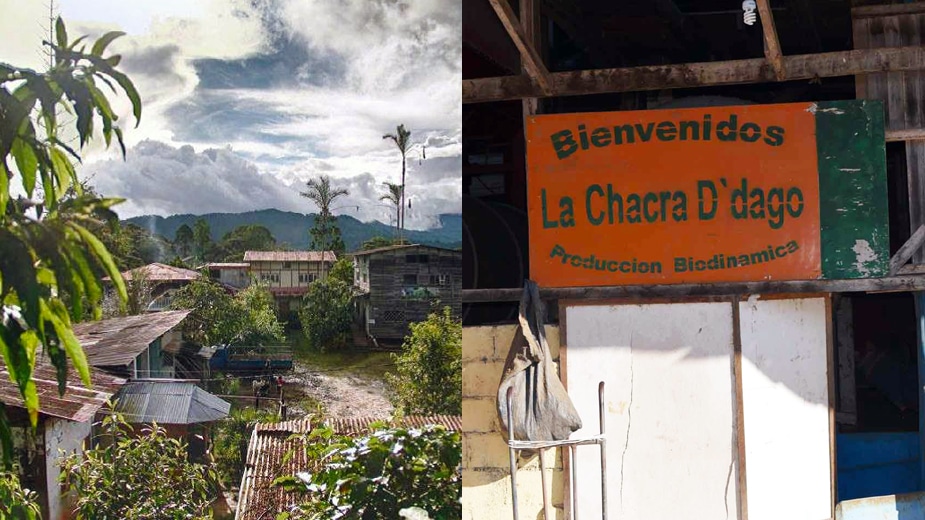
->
463;45;925;103
462;274;925;302
887;128;925;141
487;0;551;94
891;225;925;274
853;3;925;19
756;0;786;80
521;0;540;117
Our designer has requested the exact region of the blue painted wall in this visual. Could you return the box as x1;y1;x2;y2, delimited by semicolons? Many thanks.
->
837;432;921;501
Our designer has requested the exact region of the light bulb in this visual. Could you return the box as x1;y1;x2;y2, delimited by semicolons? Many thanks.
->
743;0;757;25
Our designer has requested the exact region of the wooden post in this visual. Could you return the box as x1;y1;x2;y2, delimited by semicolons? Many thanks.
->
917;293;925;489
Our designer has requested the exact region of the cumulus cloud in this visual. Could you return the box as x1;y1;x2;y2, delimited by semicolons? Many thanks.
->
87;141;458;230
0;1;460;230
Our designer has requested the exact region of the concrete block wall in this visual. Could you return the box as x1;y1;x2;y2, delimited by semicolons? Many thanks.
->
462;325;566;520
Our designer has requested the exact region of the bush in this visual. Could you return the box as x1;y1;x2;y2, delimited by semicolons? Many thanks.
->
211;407;279;489
298;279;354;350
276;424;461;519
387;307;461;415
0;470;41;519
60;413;216;519
171;279;284;346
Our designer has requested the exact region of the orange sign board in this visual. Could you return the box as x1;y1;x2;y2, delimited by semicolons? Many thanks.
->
527;103;824;287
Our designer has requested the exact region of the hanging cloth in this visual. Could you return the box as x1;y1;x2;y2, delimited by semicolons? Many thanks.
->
497;280;582;441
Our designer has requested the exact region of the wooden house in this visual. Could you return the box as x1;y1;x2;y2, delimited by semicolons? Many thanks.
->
463;1;925;518
352;244;462;345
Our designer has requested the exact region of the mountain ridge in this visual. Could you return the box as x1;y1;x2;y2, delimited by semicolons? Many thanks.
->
125;209;462;251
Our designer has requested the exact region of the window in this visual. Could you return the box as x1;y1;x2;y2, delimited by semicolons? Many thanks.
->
284;262;292;269
298;273;316;284
261;273;279;283
405;254;429;264
403;274;417;285
429;274;449;286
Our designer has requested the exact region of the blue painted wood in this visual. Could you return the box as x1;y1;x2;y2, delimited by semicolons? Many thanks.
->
837;433;921;501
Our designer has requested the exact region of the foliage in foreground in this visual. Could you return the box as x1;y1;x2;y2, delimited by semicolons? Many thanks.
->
0;470;41;519
60;413;216;519
387;306;462;416
170;279;284;346
212;407;279;489
275;424;461;520
0;18;137;457
299;278;354;350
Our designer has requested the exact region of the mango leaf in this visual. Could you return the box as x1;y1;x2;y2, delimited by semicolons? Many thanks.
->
91;31;125;57
20;379;38;427
71;224;126;305
11;137;37;198
103;69;140;127
0;231;38;328
0;163;8;213
55;18;67;49
44;298;91;389
49;147;75;199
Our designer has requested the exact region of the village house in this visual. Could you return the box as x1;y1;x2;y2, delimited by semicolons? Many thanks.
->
205;251;336;320
352;244;462;345
71;310;229;434
463;1;925;519
113;262;202;312
0;358;126;520
234;415;462;519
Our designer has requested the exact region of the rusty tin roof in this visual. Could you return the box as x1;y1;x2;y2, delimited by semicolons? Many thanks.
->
72;310;190;367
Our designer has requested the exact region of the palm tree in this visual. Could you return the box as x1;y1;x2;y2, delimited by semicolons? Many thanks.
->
301;175;349;258
379;182;402;238
382;124;411;238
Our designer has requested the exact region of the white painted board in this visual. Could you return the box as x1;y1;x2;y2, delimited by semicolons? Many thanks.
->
739;297;831;520
565;302;738;520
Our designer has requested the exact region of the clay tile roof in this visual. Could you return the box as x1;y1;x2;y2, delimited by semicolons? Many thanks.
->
72;310;190;367
236;415;460;519
119;263;201;282
243;251;336;262
0;357;126;422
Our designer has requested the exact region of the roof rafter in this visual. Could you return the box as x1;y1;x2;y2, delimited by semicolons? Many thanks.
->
757;0;786;80
487;0;552;94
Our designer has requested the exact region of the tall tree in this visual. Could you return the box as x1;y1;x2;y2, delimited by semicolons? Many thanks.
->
382;124;411;238
379;181;402;236
300;175;348;255
192;218;211;260
0;18;139;461
173;223;193;258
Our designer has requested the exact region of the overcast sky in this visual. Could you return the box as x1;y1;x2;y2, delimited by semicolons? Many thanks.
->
0;0;461;230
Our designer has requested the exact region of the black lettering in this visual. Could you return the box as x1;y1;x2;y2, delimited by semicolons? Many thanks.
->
679;121;700;141
656;121;677;141
764;126;785;146
590;127;612;147
717;114;738;142
551;130;578;159
739;122;761;142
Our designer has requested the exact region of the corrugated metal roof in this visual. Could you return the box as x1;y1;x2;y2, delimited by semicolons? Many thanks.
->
349;244;461;256
120;263;201;281
72;310;190;367
243;251;336;262
0;357;126;422
237;415;461;519
205;263;250;269
113;382;230;424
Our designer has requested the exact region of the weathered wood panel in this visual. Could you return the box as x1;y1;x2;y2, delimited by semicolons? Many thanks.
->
565;302;738;519
365;246;462;341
